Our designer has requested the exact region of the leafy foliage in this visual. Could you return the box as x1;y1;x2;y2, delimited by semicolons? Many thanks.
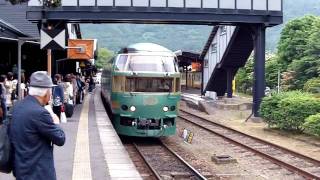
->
278;15;320;90
303;77;320;94
235;56;253;94
303;113;320;136
277;15;317;67
265;54;280;89
6;0;61;6
5;0;29;4
95;48;114;69
236;54;279;93
260;91;302;127
260;91;320;131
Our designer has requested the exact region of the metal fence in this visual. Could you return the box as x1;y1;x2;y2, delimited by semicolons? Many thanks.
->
28;0;282;11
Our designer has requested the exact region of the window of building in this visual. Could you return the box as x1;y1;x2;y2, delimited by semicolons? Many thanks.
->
211;43;217;53
220;26;227;35
204;59;209;67
71;26;75;34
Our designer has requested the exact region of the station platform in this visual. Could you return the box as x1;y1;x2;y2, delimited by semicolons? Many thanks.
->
0;88;141;180
181;88;252;114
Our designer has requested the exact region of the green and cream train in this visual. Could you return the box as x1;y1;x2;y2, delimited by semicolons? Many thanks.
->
101;43;181;137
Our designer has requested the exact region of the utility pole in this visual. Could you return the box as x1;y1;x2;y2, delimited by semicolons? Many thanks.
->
17;37;39;100
18;40;23;101
277;70;281;93
47;49;52;76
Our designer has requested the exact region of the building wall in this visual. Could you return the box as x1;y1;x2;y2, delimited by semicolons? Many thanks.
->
203;25;236;99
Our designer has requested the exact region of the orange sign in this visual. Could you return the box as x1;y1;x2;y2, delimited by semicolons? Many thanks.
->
67;39;94;60
191;62;202;72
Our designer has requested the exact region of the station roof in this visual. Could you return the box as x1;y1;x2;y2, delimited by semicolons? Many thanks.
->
177;51;201;67
0;18;28;38
0;0;39;38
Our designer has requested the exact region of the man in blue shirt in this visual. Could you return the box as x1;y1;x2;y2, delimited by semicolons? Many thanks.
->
10;71;65;180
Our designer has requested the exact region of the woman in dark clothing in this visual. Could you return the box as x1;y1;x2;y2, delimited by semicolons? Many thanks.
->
0;75;7;124
88;75;95;93
52;74;64;119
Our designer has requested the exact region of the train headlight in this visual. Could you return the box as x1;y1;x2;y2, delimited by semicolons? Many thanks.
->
163;106;169;112
170;106;176;111
130;106;136;112
121;105;128;111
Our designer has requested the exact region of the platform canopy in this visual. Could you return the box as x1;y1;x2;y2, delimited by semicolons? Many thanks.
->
27;0;283;26
177;51;201;67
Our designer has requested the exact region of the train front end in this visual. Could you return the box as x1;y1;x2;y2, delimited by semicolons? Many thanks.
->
110;44;180;137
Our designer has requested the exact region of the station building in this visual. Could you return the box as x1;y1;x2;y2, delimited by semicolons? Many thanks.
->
200;25;253;99
0;0;83;80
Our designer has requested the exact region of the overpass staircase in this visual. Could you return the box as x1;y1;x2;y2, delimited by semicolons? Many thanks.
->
205;26;254;96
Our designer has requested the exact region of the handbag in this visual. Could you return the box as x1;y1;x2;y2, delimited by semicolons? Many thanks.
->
64;103;74;118
0;120;13;173
0;106;3;119
60;112;67;123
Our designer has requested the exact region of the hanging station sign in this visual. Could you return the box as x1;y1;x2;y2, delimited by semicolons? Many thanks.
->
67;39;94;60
40;28;65;50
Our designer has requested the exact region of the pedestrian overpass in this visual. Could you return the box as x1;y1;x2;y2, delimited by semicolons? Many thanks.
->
27;0;282;25
26;0;283;117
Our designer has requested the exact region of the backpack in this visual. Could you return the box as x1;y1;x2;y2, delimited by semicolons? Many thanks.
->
0;85;3;119
0;120;13;173
52;86;62;107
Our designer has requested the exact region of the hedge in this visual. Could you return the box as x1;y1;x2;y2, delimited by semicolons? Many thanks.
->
260;91;320;131
303;113;320;136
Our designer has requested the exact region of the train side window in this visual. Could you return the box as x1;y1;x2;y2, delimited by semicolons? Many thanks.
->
115;55;128;71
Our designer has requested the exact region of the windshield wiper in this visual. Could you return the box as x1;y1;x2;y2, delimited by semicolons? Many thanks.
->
128;60;136;75
128;78;135;96
161;58;168;76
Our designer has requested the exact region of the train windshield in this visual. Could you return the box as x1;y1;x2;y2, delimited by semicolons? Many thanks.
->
126;77;173;92
115;55;178;72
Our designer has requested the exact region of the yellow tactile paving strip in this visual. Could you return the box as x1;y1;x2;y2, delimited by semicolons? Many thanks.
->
72;95;92;180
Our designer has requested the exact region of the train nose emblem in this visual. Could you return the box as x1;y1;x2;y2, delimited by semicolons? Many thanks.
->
143;96;158;105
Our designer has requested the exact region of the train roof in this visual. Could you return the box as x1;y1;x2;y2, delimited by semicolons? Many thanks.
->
118;43;173;54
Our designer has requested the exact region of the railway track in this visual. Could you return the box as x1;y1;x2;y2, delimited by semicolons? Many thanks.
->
125;138;207;180
179;109;320;179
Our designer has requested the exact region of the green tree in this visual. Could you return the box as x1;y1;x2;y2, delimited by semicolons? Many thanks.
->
265;54;280;89
236;56;253;94
95;48;114;69
277;15;318;68
303;77;320;94
277;15;320;90
285;16;320;89
236;53;279;94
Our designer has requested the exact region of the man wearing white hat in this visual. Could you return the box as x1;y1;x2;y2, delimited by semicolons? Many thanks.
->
9;71;65;180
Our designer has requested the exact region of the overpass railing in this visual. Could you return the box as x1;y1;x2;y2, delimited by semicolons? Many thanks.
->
28;0;282;12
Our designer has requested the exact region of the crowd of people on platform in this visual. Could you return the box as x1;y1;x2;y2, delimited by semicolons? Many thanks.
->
0;70;98;179
0;71;96;124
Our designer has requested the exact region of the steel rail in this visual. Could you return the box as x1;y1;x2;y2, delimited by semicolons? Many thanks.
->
180;109;320;166
160;141;208;180
134;141;207;180
179;109;320;180
133;143;162;180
